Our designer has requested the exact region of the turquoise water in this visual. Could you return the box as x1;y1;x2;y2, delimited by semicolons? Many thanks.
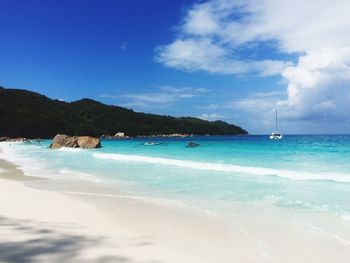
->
1;135;350;218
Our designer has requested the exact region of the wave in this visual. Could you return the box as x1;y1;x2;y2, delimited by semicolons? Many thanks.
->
93;153;350;183
264;195;329;212
58;168;102;183
0;145;55;178
57;147;84;152
0;144;102;183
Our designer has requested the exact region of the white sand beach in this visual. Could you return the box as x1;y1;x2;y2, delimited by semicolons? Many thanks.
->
0;159;203;263
1;155;350;263
2;0;350;261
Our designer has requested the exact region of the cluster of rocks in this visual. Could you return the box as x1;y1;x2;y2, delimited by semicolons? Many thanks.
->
49;134;101;149
137;133;193;138
101;133;130;140
1;133;200;150
100;133;196;140
0;137;29;142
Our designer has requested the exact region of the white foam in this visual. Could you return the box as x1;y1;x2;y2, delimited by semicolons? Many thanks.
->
93;153;350;183
0;143;105;183
0;143;54;177
2;143;350;183
58;168;102;183
265;195;334;213
57;147;84;152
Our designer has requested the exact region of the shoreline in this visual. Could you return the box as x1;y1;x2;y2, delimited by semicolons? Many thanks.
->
1;150;350;262
0;158;208;262
0;133;249;142
0;157;258;263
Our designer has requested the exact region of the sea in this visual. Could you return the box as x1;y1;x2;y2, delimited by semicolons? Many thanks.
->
1;135;350;219
1;134;350;260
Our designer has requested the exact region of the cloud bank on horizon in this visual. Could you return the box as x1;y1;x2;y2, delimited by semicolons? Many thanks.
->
156;0;350;133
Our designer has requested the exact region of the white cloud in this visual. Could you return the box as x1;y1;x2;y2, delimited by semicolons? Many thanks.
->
157;0;350;72
112;86;209;108
223;90;283;115
156;0;350;132
279;48;350;123
215;90;286;133
156;0;296;75
226;0;350;53
183;5;219;35
199;113;226;121
169;0;350;52
156;38;289;75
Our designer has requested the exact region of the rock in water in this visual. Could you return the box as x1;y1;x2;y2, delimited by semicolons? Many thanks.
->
77;136;101;148
49;134;78;149
50;134;101;149
187;141;200;148
0;137;28;142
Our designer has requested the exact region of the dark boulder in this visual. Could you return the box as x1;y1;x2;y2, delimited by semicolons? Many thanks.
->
187;141;200;148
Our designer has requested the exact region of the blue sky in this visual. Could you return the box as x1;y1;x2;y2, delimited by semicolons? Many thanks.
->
1;0;350;134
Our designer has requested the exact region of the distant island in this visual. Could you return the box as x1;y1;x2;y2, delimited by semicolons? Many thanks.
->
0;87;247;138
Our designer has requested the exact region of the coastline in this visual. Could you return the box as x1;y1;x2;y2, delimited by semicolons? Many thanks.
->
1;148;350;262
0;157;204;263
0;156;255;263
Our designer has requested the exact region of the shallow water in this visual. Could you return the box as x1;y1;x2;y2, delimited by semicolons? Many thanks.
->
1;135;350;219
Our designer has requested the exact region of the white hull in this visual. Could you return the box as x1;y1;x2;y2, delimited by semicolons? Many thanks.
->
270;134;283;140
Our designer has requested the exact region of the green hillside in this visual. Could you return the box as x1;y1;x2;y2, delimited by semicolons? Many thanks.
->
0;87;247;138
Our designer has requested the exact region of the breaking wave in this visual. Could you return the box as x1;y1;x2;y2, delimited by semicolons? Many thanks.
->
93;152;350;183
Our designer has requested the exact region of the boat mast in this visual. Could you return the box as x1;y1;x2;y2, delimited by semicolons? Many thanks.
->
275;104;278;131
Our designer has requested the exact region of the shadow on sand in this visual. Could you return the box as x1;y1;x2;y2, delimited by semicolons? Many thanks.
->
0;216;157;263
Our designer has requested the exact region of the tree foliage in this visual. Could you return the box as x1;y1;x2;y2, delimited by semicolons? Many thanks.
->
0;87;247;138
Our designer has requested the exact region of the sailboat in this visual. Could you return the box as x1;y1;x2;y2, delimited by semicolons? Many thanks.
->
270;105;283;140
